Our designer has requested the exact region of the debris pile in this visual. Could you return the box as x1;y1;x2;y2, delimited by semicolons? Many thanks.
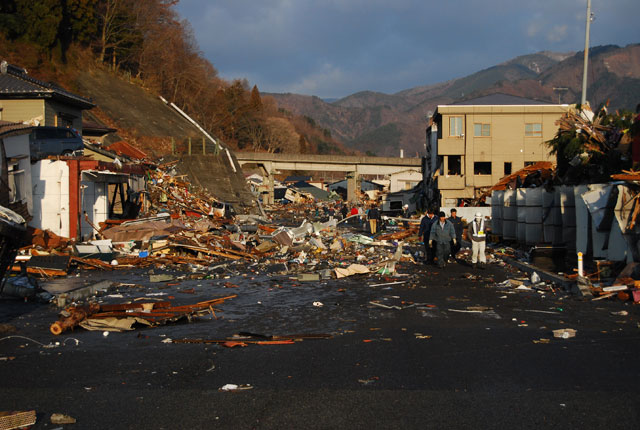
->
548;104;639;184
50;295;236;334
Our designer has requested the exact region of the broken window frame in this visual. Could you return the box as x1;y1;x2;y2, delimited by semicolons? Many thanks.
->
7;160;25;203
108;182;128;218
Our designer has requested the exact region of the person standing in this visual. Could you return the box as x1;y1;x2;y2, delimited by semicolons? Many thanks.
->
340;204;349;221
448;208;464;260
470;212;487;269
418;208;437;264
367;204;381;235
429;211;456;268
350;205;359;225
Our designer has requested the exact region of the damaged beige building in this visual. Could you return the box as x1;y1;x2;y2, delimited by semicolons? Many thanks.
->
426;94;568;206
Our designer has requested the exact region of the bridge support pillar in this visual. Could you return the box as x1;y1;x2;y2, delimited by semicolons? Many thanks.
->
346;171;359;203
257;162;275;205
264;174;274;205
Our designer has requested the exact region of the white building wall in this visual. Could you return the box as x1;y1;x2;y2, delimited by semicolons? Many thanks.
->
31;160;70;237
389;170;422;193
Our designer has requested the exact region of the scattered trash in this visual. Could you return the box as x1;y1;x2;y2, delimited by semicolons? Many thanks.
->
530;272;541;284
610;310;628;316
219;384;253;391
553;328;577;339
50;413;76;425
358;376;379;385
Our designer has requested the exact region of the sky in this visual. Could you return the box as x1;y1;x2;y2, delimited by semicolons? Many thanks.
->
175;0;640;99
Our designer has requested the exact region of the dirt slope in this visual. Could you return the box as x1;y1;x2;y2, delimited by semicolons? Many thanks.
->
75;68;258;213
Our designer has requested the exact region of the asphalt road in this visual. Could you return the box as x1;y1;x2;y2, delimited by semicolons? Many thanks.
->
1;254;639;429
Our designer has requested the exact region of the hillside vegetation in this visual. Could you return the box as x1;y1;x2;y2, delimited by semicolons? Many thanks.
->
0;0;350;157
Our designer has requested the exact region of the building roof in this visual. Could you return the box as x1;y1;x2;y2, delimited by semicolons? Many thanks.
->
327;178;384;189
0;61;95;109
290;181;332;200
82;120;117;136
0;120;32;138
453;93;552;106
84;142;128;162
284;175;311;182
106;140;148;160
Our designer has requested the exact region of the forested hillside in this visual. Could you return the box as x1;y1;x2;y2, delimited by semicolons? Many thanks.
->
0;0;350;156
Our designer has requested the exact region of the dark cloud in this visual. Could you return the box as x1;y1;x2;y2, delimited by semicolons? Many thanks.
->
176;0;640;98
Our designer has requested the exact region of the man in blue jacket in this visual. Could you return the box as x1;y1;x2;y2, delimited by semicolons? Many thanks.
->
418;208;437;264
429;211;456;268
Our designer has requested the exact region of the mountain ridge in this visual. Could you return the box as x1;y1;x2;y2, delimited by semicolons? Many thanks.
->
268;44;640;156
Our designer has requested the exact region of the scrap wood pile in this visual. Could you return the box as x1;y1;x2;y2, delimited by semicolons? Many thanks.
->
475;161;555;204
146;160;230;218
7;155;426;296
548;104;640;184
50;295;236;334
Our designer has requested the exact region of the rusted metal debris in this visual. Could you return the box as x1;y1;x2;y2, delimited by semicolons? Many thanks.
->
173;332;332;346
50;295;236;335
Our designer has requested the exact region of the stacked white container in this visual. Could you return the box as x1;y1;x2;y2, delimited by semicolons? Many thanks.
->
502;189;517;240
560;185;576;251
542;189;555;243
525;187;543;244
491;190;504;236
516;188;527;243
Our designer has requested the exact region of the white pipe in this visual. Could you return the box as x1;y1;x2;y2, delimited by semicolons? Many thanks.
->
225;148;237;173
577;252;584;277
164;99;218;146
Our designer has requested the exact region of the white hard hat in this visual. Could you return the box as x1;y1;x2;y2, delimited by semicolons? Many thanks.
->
475;212;482;218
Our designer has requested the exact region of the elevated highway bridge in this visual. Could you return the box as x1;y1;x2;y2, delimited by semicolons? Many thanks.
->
234;152;423;203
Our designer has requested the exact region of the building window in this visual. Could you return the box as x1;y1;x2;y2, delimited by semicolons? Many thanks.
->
474;162;492;175
525;123;542;137
504;162;512;175
403;181;418;190
449;117;463;137
448;155;461;175
474;123;490;137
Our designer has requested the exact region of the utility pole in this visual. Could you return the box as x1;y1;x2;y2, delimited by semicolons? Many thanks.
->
581;0;592;106
553;87;568;104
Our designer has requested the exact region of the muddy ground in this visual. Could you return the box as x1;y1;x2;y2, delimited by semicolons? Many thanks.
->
1;241;640;429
